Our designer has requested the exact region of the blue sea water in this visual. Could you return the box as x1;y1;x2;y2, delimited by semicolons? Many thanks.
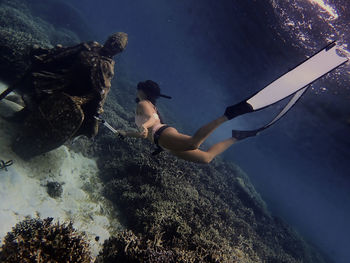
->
19;0;350;262
59;0;350;262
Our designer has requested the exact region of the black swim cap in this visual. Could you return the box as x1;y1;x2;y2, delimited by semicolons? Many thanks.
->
137;80;172;101
137;80;160;98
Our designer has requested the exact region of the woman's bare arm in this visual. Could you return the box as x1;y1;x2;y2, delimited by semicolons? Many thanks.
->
137;101;157;128
118;101;158;139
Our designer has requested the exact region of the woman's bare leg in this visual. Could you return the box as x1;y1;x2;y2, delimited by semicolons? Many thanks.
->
170;137;236;164
191;115;228;148
159;115;228;151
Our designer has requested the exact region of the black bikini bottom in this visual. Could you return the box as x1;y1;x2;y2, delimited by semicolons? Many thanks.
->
152;125;170;155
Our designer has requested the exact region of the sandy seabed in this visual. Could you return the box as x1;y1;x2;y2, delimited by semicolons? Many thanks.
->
0;82;121;257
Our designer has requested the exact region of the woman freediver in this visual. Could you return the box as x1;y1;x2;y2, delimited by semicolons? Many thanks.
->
98;43;347;163
117;80;256;164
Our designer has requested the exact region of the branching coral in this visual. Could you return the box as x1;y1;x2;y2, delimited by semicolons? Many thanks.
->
96;230;238;263
0;217;92;263
96;230;176;263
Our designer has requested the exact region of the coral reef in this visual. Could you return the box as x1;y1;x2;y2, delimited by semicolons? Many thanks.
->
73;78;329;263
0;217;92;263
0;0;81;83
27;0;92;41
96;230;239;263
96;230;177;263
0;1;331;261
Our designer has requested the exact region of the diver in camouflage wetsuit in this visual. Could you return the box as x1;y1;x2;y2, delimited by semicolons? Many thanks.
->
7;32;128;159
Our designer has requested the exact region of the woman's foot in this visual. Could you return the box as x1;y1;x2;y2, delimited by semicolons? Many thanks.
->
224;101;254;120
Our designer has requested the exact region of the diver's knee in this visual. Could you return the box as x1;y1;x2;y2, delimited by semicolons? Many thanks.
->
201;158;213;164
187;144;198;151
187;138;200;150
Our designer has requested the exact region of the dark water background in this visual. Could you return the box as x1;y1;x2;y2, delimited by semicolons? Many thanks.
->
58;0;349;262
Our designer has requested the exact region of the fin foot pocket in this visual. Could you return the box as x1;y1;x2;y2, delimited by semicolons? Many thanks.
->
232;129;259;140
224;101;254;120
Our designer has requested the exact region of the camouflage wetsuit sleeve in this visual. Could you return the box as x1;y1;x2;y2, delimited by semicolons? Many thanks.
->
71;43;116;138
88;54;115;114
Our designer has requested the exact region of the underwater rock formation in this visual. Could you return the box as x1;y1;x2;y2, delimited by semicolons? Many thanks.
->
46;181;64;199
0;217;92;263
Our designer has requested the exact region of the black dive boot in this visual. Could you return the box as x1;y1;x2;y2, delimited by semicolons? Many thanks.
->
224;101;254;120
232;129;259;140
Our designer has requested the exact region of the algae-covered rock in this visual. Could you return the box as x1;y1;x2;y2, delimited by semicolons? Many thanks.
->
46;181;64;198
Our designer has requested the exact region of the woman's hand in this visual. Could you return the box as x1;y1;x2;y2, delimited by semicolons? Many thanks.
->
140;125;148;138
117;129;147;139
117;130;127;139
